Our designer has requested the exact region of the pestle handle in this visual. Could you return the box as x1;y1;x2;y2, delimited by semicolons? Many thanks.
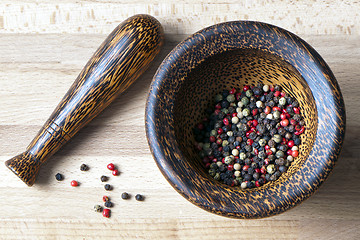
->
5;14;164;186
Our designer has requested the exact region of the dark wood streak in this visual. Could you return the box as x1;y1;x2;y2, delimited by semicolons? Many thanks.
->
145;21;345;218
6;14;164;186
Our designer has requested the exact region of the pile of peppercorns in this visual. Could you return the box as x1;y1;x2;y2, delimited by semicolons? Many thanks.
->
55;162;145;218
194;84;305;189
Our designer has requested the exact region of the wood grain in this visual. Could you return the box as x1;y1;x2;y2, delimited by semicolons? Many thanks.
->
0;0;359;238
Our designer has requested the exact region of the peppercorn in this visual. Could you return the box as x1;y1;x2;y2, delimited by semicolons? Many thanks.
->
70;180;79;187
135;194;144;201
121;192;130;200
102;209;110;218
100;175;108;182
55;173;63;181
103;196;109;202
104;201;113;208
107;163;115;171
80;163;89;171
104;184;112;191
94;205;102;212
112;169;119;176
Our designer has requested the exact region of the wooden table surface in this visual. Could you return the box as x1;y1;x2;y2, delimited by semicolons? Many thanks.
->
0;1;359;239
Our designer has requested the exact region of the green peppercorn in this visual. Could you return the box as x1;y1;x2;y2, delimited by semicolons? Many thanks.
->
208;169;216;177
94;205;102;212
267;164;276;174
224;156;234;165
279;97;286;105
241;97;249;106
275;150;285;158
245;90;253;97
258;138;266;147
273;134;282;143
273;111;280;119
226;94;235;103
215;94;223;102
222;140;229;147
214;172;221;181
222;108;229;114
210;163;218;169
242;108;250;117
210;129;217;136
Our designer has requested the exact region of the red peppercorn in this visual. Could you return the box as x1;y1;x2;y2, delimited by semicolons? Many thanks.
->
205;163;211;168
287;140;295;148
103;196;109;202
293;107;300;114
280;119;289;127
217;128;223;134
287;149;293;155
265;145;270;150
243;85;250;91
247;139;254;146
292;150;299;157
260;167;267;174
229;88;236;94
250;127;256;132
215;103;222;109
270;86;275;92
209;136;216;142
212;158;218;163
264;159;270;165
243;165;249;171
280;92;286;97
216;138;222;145
222;158;225;164
264;106;271;114
252;109;258;116
280;113;287;120
272;106;281;112
282;108;287;113
252;119;258;127
102;208;110;218
70;180;78;187
274;91;281;97
254;148;259;155
286;113;291;118
112;169;119;176
247;120;253;127
266;149;273;155
214;109;221;115
227;164;234;171
255;181;261;187
232;112;238;117
197;123;204;130
290;119;297;125
107;163;115;171
246;131;251;138
223;118;229;125
255;168;261;173
218;147;223;152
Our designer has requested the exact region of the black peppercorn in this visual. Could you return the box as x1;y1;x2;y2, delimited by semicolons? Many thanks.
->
55;173;63;181
104;184;112;191
121;192;130;200
135;194;144;201
100;175;108;182
80;163;89;171
104;201;112;208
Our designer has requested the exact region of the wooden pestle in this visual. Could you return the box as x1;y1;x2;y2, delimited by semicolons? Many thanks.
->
5;14;164;186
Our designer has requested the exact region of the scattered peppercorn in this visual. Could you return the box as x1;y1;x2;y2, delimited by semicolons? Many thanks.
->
112;169;119;176
103;196;109;202
104;184;112;191
107;163;115;171
94;205;102;212
70;180;79;187
55;173;63;181
100;175;108;182
121;192;130;200
194;84;305;189
102;208;110;218
104;201;113;208
80;163;89;171
135;194;144;201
